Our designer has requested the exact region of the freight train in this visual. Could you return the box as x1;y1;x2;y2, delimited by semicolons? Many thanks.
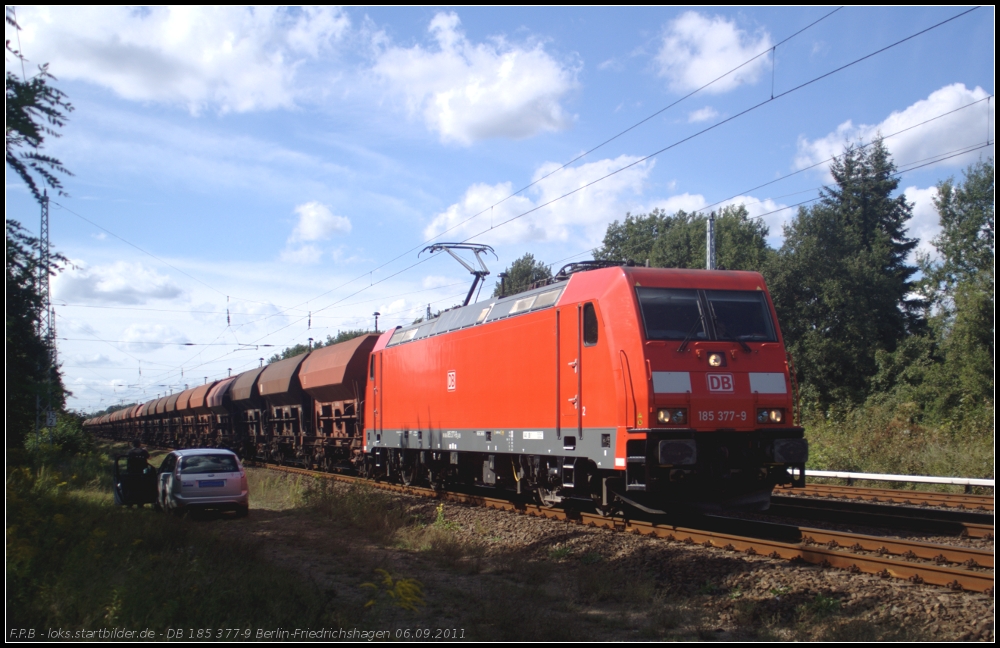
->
86;261;808;512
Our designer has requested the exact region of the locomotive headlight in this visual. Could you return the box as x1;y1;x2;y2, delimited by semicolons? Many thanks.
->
657;408;687;425
708;352;725;367
757;409;785;424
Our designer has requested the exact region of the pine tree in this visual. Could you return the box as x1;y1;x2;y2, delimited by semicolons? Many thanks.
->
767;137;920;409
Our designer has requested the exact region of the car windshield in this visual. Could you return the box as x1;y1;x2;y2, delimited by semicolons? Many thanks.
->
637;287;776;342
705;290;777;342
180;454;240;474
636;288;706;341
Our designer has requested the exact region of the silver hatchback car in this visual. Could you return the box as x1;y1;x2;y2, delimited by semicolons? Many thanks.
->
157;449;249;517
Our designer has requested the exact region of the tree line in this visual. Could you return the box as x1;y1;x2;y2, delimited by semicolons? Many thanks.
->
498;141;993;423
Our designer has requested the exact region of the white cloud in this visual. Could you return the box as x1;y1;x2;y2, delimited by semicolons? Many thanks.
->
381;298;408;315
53;261;184;305
421;275;453;289
373;12;577;145
424;155;653;244
903;185;941;261
720;195;790;245
71;353;115;368
10;6;349;113
640;193;709;215
687;106;719;123
656;11;772;94
795;84;994;176
279;244;324;265
121;323;190;352
282;201;352;264
289;202;352;242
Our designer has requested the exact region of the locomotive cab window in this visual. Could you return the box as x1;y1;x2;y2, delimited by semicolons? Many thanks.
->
369;356;375;379
705;290;777;342
583;302;599;346
636;288;706;341
637;287;777;343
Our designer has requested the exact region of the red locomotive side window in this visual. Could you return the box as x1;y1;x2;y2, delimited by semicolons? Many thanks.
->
583;302;598;346
369;355;375;379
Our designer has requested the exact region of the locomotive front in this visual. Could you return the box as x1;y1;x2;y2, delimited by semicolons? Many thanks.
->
615;267;807;512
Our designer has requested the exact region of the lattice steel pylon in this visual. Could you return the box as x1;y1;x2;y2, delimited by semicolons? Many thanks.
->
36;190;57;436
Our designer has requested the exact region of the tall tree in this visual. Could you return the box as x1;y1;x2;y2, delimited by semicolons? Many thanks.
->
6;8;73;203
921;158;994;410
5;8;72;447
767;138;920;408
650;204;772;272
6;221;66;447
593;209;672;265
492;253;552;297
595;205;772;272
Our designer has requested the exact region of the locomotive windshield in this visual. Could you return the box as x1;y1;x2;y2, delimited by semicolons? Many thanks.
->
635;288;706;340
705;290;777;342
637;288;776;342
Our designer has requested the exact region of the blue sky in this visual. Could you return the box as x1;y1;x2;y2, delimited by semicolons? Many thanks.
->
5;7;994;413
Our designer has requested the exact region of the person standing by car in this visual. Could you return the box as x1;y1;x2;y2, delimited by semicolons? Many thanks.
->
127;439;150;475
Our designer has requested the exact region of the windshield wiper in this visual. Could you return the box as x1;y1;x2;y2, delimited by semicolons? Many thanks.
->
676;318;704;352
727;336;752;353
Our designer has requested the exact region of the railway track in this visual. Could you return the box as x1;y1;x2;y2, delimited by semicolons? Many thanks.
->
256;464;994;594
766;496;994;539
776;482;994;511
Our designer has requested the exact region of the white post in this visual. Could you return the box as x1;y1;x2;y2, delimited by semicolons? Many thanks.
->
706;212;716;270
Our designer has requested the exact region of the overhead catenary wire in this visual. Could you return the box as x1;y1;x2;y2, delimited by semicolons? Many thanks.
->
454;7;982;245
50;200;291;310
691;95;993;218
241;10;974;349
74;136;993;408
203;7;846;334
67;8;983;410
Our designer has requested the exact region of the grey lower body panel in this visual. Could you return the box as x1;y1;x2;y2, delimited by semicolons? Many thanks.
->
366;427;618;470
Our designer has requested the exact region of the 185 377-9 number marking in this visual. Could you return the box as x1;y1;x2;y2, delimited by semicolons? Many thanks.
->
698;410;747;422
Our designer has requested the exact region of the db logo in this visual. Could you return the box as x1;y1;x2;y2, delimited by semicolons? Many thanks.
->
707;373;735;392
447;370;456;392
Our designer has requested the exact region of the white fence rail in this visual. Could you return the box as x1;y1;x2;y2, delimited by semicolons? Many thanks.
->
807;469;994;490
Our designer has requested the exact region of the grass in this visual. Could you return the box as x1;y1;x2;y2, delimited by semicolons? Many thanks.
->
6;443;344;631
7;439;961;640
804;401;994;492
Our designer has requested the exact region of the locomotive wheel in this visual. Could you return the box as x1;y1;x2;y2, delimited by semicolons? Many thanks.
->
536;487;563;507
401;460;421;486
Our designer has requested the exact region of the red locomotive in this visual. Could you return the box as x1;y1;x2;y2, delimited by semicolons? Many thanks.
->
365;262;806;512
86;261;807;512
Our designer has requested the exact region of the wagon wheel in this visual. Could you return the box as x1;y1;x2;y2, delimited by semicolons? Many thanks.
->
400;459;421;487
536;487;563;507
427;467;445;491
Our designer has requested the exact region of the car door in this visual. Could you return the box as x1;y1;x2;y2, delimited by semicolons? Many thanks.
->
158;454;177;507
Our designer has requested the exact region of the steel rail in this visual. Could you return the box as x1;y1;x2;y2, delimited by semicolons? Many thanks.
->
767;496;994;539
257;464;994;594
577;514;994;594
777;483;995;511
